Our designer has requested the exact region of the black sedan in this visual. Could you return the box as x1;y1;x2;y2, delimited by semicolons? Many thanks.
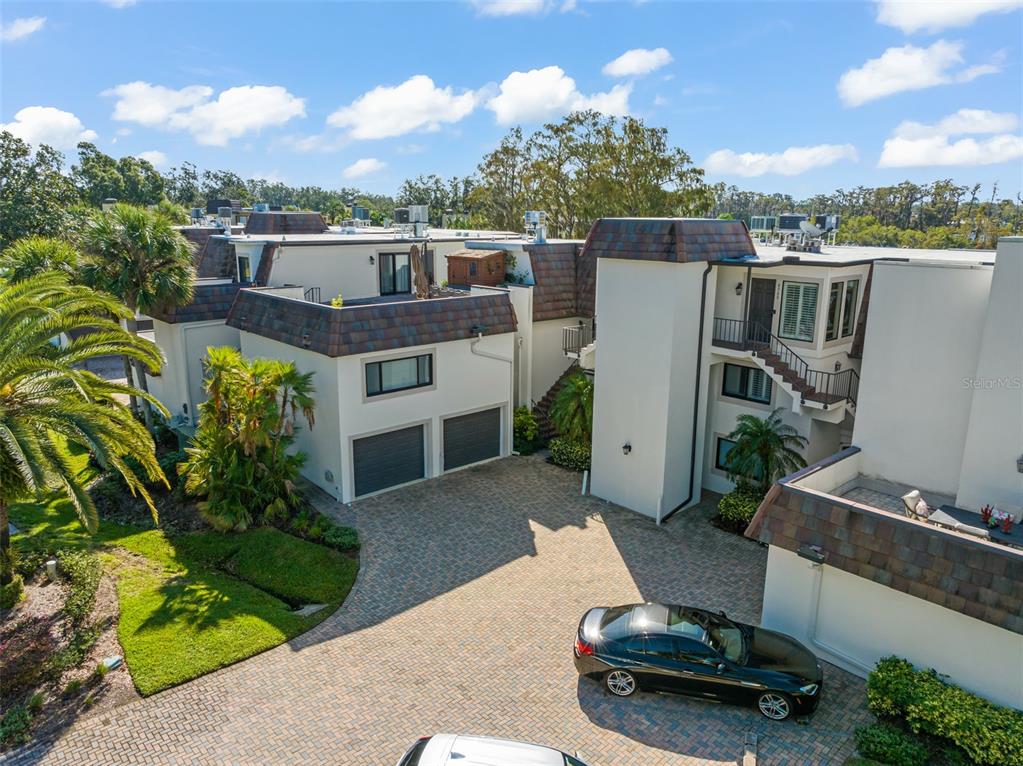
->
573;603;823;720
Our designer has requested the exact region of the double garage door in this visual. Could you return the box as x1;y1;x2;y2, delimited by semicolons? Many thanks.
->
352;408;501;497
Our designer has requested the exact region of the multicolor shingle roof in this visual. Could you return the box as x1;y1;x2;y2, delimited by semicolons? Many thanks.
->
582;218;757;263
746;448;1023;636
226;289;518;357
243;211;328;235
526;243;595;322
149;282;244;324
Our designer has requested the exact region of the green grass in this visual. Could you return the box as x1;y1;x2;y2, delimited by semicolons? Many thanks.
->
10;474;358;697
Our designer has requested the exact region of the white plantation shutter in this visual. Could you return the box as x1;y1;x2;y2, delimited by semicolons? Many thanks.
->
748;369;771;402
780;282;818;342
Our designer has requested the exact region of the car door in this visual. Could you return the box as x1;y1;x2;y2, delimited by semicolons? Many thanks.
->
634;634;689;693
678;640;752;704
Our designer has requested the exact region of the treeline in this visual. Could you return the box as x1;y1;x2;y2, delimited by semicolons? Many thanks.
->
711;180;1021;250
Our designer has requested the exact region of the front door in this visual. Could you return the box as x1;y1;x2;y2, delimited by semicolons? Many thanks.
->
747;278;776;341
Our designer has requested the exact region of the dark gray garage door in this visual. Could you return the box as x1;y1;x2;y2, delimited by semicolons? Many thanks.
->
353;425;425;497
443;408;501;471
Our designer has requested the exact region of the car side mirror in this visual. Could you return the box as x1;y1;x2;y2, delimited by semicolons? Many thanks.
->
716;663;726;674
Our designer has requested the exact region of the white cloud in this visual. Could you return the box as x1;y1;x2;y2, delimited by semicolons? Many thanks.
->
653;95;668;107
838;40;1000;107
875;0;1023;33
327;76;478;140
602;47;673;78
704;144;858;177
468;0;548;15
136;150;167;167
879;108;1023;167
102;0;137;8
342;157;386;179
0;106;97;149
487;66;632;124
1;16;46;42
396;143;426;155
104;81;305;146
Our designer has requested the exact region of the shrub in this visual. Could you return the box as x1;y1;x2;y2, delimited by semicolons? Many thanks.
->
0;705;31;748
92;661;109;682
549;438;590;471
58;550;102;626
27;692;44;715
854;723;927;766
513;407;540;453
0;574;25;609
716;484;765;533
322;524;359;551
867;656;1023;766
63;679;83;697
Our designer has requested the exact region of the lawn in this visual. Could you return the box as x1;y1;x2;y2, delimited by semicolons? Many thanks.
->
10;479;358;696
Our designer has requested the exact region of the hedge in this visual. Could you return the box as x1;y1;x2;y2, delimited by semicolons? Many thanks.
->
867;656;1023;766
854;723;927;766
549;438;590;471
717;485;764;532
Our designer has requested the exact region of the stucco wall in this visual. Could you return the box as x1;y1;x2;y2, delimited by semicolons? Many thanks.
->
149;320;239;424
237;332;344;499
762;546;1023;709
956;238;1023;514
531;318;578;404
336;333;515;502
854;261;994;497
591;258;710;518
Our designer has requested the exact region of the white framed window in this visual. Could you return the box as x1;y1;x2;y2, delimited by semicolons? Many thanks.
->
722;364;772;404
365;353;432;397
779;281;819;342
841;279;860;337
237;254;252;283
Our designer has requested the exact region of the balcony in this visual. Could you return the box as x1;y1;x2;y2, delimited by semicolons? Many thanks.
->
711;317;859;409
562;318;595;359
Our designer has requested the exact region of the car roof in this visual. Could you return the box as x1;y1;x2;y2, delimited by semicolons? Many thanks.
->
422;734;565;766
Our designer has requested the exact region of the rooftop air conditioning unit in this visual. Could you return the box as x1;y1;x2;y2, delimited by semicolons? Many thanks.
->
408;205;429;223
253;202;270;213
394;207;410;224
524;210;547;243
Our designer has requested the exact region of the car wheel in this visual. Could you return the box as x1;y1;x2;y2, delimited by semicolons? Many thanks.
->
756;691;793;720
604;669;637;697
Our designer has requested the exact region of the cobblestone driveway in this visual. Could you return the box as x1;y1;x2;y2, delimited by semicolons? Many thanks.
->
6;457;869;766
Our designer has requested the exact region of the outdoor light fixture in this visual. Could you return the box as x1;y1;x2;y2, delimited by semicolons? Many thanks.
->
622;442;632;455
735;282;743;296
834;361;842;372
1017;454;1023;474
369;255;375;264
796;544;826;565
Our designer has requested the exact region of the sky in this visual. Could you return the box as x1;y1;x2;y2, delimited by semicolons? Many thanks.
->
2;0;1022;200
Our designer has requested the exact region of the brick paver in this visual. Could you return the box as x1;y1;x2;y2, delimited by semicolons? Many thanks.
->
4;456;870;765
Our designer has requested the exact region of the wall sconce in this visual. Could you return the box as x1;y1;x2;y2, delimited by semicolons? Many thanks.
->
1017;455;1023;474
734;282;743;296
369;255;375;265
622;442;632;456
834;361;842;372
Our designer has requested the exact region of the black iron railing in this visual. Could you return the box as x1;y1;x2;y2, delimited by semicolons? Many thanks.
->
304;286;321;304
711;317;859;407
563;318;595;356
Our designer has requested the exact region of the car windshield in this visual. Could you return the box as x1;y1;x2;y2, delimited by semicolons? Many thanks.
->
665;607;745;663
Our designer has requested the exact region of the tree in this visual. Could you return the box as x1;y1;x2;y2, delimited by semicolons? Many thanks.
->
179;347;315;532
724;408;808;493
73;142;165;207
550;371;594;444
0;273;166;591
0;236;80;282
0;132;79;249
152;197;191;224
81;204;195;427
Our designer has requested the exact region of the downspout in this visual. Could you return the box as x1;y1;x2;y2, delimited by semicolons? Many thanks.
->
471;332;515;456
659;261;714;525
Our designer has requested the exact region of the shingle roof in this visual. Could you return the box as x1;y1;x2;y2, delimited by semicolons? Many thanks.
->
149;282;244;324
226;289;518;357
243;212;328;235
746;449;1023;636
526;243;595;322
583;218;757;263
196;236;237;279
447;249;506;260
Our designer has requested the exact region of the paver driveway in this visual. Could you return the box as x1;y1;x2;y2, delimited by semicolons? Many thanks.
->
6;456;870;766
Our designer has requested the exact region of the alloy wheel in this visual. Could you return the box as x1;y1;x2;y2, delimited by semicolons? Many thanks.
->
606;670;636;696
757;692;791;720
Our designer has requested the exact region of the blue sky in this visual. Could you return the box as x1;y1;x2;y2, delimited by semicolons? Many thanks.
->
2;0;1022;199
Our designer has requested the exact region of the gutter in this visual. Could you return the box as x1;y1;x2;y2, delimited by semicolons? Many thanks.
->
659;260;714;525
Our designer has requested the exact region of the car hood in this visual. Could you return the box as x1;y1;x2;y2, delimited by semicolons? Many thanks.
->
745;628;821;679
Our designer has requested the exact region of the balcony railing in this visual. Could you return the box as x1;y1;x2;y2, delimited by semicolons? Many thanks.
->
304;286;322;304
712;317;859;407
563;318;595;356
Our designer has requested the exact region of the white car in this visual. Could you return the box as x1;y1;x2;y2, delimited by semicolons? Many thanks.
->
396;734;590;766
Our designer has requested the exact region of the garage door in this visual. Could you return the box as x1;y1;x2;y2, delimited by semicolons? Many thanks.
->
353;425;425;497
443;408;501;471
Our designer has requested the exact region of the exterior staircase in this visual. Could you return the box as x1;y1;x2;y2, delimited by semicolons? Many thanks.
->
712;318;859;411
533;364;581;441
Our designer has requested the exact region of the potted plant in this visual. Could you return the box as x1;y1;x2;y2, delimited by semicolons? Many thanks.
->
989;508;1013;533
981;504;993;524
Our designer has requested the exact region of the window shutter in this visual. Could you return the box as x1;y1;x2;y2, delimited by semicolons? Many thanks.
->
780;283;801;338
749;369;770;402
798;284;818;341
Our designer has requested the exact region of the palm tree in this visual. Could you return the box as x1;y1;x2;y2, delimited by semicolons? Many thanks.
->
0;273;168;588
724;408;808;493
81;203;195;428
0;236;80;282
550;371;594;443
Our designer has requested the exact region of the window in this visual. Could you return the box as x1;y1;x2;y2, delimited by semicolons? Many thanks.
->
842;279;860;337
722;364;771;404
716;437;736;471
825;281;842;341
643;635;680;659
379;252;411;295
365;354;432;397
469;261;478;277
237;254;251;283
779;281;819;342
676;638;719;666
